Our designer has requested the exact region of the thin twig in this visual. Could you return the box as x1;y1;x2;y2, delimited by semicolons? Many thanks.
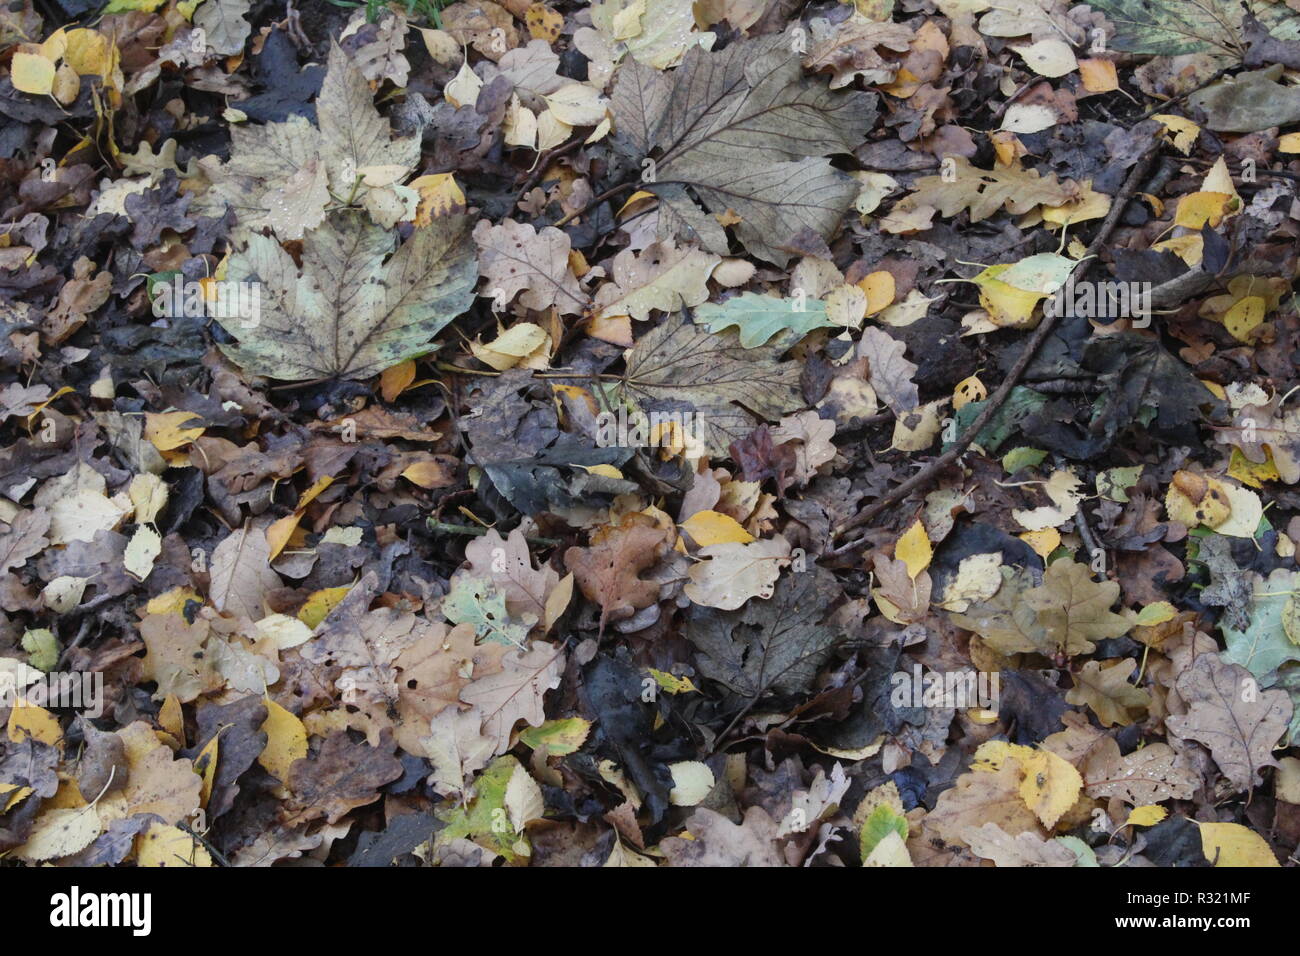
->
1074;499;1106;581
552;182;640;228
426;518;561;547
514;139;583;203
176;821;231;867
1136;66;1232;121
989;77;1036;121
828;141;1163;556
1177;156;1300;183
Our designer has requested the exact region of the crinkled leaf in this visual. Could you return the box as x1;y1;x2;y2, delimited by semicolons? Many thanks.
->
222;211;476;380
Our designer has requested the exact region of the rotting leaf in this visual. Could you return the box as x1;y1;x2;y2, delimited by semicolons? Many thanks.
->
610;37;876;265
221;211;477;381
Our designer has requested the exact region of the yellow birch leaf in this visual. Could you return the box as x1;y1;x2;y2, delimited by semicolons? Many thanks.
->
1153;114;1200;154
1134;601;1177;626
859;271;895;316
195;735;219;808
401;458;456;488
680;510;755;547
1124;805;1167;827
258;697;308;783
8;701;62;747
1078;58;1118;93
1018;748;1082;829
1174;191;1231;229
11;51;55;95
51;63;80;105
525;3;563;42
953;375;986;409
144;411;204;451
896;519;932;579
298;585;351;628
1223;295;1266;342
1198;821;1279;867
411;172;466;224
1228;447;1279;488
16;806;100;861
159;694;185;744
1019;528;1060;558
266;513;301;562
136;821;212;867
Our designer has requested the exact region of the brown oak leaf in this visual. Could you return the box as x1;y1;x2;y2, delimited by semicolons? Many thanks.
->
1166;653;1292;792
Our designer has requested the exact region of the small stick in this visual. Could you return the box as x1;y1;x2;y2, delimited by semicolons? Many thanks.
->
553;182;640;228
829;141;1163;556
426;518;561;547
515;139;583;203
1136;66;1232;122
176;821;231;867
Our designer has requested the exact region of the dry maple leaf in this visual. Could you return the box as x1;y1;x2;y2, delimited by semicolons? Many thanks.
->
591;241;720;323
1165;653;1292;792
618;313;804;457
610;36;876;265
393;622;506;758
139;614;221;703
770;411;837;485
897;156;1077;223
919;761;1043;854
200;43;419;238
872;554;932;623
461;528;562;625
122;745;203;825
222;211;478;381
1022;558;1132;658
685;566;842;698
803;15;915;88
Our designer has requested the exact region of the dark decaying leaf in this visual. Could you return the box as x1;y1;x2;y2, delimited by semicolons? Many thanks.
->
611;37;875;265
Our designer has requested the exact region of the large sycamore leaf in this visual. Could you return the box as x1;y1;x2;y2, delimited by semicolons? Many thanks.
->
200;43;419;239
1092;0;1300;55
618;313;803;456
611;36;876;266
222;211;477;381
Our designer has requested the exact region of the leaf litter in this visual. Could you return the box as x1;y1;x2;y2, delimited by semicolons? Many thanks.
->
0;0;1299;870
